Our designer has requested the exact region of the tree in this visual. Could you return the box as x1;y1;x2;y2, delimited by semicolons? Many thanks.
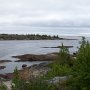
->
0;84;7;90
12;67;20;90
56;43;71;66
68;37;90;89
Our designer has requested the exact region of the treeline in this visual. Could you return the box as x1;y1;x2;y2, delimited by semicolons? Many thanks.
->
0;34;61;40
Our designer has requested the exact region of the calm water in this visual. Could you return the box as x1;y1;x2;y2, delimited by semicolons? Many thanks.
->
0;38;83;74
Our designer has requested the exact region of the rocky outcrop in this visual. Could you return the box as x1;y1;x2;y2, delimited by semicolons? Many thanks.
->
42;45;73;48
0;66;6;70
29;62;51;78
13;53;57;62
0;62;50;80
19;62;51;80
0;60;12;63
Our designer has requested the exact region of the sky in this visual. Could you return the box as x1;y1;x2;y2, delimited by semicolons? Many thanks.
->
0;0;90;35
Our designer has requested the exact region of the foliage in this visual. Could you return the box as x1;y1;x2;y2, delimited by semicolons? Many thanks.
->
27;78;56;90
12;67;21;90
67;37;90;90
12;67;56;90
12;43;73;90
56;43;72;66
0;34;60;40
0;84;7;90
46;63;72;79
12;67;20;84
12;77;57;90
45;43;72;79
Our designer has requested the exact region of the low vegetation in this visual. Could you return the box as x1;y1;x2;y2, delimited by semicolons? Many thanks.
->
0;84;7;90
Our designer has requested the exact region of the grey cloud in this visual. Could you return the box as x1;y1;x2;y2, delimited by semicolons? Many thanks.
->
0;0;90;35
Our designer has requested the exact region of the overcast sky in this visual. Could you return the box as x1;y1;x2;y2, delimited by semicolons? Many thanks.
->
0;0;90;35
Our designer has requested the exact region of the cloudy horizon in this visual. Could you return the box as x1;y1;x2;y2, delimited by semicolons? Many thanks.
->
0;0;90;36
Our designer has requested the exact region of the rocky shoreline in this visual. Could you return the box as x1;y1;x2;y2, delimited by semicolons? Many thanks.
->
0;51;76;80
0;62;51;80
0;53;57;79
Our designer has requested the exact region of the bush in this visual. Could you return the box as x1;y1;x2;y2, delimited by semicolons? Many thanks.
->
45;43;72;79
67;37;90;90
46;63;72;79
0;84;7;90
12;67;56;90
55;43;73;67
12;78;57;90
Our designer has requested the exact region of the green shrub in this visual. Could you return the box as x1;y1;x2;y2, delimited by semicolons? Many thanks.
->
56;43;71;66
0;84;7;90
12;78;56;90
45;43;72;79
46;63;72;79
67;37;90;90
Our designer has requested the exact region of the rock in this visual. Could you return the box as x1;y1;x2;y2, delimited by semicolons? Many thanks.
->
22;64;27;68
13;53;57;62
42;45;73;48
29;67;50;78
19;68;30;80
19;62;51;80
0;73;13;79
38;62;51;67
0;62;50;80
0;60;12;63
0;66;6;70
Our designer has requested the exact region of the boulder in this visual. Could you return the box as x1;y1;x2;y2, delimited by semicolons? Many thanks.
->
0;60;12;63
0;66;6;70
13;53;57;62
22;64;27;68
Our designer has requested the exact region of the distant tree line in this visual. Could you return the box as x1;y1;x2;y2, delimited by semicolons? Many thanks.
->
0;34;62;40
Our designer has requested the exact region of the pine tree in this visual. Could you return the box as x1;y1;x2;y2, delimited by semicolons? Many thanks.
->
12;67;20;90
56;43;71;65
70;37;90;89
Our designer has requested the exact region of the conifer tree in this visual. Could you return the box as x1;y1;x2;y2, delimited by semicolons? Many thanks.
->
69;37;90;89
56;43;71;65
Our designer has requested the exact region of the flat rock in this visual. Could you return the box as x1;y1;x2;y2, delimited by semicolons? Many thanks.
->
42;45;73;48
13;53;57;62
0;60;12;63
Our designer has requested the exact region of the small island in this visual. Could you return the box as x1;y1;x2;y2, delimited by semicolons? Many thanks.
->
0;34;77;40
0;34;61;40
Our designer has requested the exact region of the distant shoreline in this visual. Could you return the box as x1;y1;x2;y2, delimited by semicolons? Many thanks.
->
0;34;77;40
